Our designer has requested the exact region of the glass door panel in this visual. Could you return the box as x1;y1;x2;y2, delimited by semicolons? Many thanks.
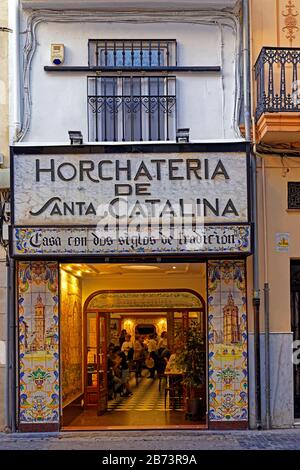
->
97;314;108;415
188;311;205;336
173;311;182;347
87;312;97;388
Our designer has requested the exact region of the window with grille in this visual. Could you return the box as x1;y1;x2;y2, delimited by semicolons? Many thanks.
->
87;40;177;142
288;182;300;209
88;39;177;68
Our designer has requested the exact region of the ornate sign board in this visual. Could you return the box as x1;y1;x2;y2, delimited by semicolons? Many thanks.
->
11;151;250;256
12;225;251;256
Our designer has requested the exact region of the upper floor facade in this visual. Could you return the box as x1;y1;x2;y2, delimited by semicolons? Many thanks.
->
11;0;244;145
252;0;300;146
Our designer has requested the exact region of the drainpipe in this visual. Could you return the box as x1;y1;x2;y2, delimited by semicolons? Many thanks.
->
6;256;16;433
9;0;21;142
6;0;19;432
243;0;262;428
251;153;262;428
5;253;9;432
262;157;271;429
243;0;251;142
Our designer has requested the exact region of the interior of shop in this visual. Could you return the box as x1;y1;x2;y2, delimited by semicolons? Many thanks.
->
60;262;207;429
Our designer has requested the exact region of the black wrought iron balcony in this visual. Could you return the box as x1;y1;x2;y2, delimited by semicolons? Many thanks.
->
87;76;176;142
255;47;300;120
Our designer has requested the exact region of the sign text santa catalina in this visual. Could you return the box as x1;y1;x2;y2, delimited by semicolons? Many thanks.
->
12;152;250;255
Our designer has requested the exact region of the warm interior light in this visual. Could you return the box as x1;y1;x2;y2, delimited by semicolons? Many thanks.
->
121;265;160;271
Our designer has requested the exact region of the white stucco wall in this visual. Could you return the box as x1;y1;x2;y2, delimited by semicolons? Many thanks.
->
19;10;241;143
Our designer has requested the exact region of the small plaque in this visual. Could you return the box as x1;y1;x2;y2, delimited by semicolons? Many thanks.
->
276;233;290;252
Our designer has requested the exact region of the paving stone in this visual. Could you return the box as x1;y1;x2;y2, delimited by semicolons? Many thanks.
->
0;429;300;450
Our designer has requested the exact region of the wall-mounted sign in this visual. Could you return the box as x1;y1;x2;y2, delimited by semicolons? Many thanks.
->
12;225;251;256
276;232;290;252
12;150;250;256
13;152;248;227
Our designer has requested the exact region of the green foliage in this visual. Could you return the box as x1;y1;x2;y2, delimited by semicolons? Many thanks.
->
216;367;239;383
175;321;206;389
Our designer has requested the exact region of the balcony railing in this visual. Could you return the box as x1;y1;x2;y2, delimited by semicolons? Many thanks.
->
255;47;300;120
88;76;176;142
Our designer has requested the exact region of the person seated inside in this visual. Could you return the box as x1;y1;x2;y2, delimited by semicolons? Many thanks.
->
165;347;183;375
156;348;171;376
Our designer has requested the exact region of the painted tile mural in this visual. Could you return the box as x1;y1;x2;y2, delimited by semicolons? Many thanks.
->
60;269;83;407
18;262;59;425
208;260;248;422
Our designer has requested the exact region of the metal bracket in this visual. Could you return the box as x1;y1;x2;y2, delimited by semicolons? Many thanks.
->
0;27;13;33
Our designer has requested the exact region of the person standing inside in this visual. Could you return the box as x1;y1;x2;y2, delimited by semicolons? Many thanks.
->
157;331;168;355
147;334;157;354
146;334;158;379
119;329;127;348
133;334;144;377
121;334;133;357
118;351;132;397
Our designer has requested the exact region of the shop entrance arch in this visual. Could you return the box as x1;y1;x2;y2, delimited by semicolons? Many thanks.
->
16;260;249;432
83;289;206;420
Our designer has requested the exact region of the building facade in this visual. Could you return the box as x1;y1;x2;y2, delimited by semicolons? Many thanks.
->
0;0;298;432
251;0;300;428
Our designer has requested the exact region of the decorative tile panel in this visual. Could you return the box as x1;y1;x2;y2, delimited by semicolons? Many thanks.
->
12;225;251;256
208;260;248;423
18;261;59;426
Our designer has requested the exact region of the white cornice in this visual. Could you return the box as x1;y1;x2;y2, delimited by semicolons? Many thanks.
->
21;1;239;11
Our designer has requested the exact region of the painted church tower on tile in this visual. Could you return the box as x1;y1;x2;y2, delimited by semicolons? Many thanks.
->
223;292;241;345
30;295;45;352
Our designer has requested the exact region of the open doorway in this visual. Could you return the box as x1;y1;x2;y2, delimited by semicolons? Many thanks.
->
291;261;300;419
60;263;207;429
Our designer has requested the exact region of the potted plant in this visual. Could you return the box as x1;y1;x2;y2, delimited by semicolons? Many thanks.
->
175;321;206;420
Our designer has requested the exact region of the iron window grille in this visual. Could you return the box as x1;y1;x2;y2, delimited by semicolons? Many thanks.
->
288;182;300;209
88;39;177;68
255;47;300;120
87;40;177;142
88;75;176;142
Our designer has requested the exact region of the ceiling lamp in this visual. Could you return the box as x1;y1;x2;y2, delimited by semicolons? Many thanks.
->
121;265;160;271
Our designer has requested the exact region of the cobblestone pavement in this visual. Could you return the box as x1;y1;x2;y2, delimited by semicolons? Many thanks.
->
0;429;300;450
